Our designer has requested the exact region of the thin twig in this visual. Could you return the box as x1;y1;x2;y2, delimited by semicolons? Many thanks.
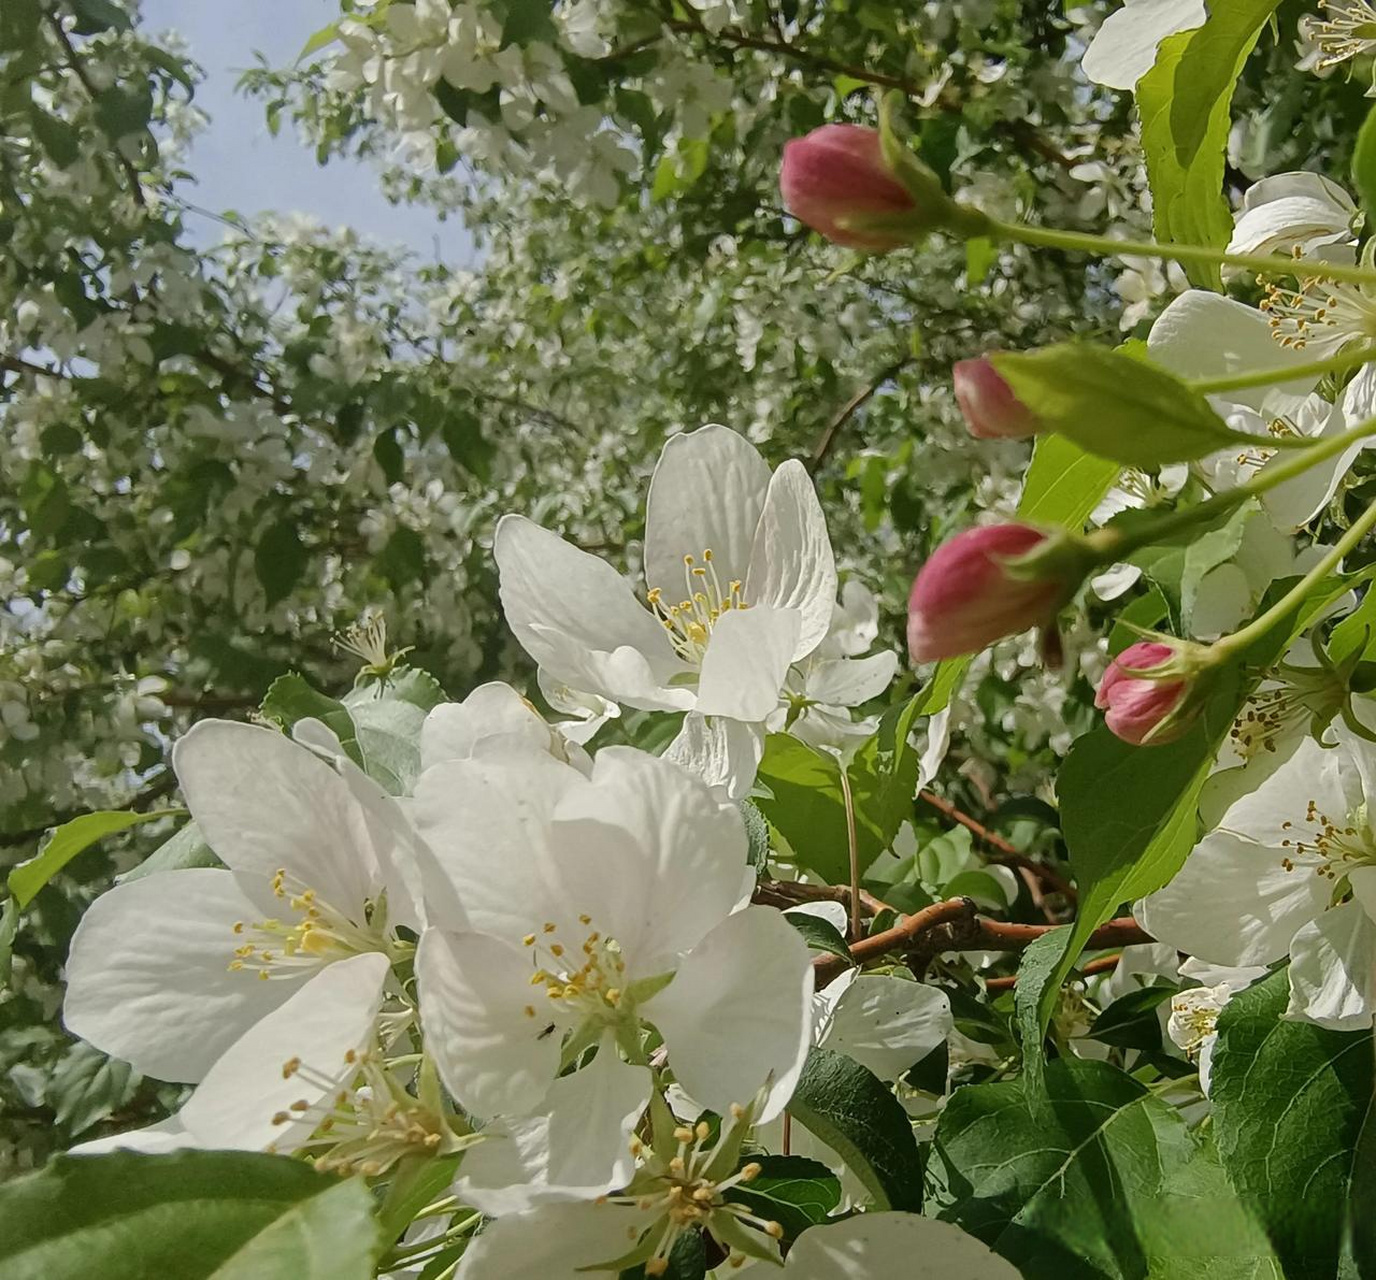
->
752;879;893;919
984;950;1123;992
807;355;913;474
1;354;64;379
813;896;1152;986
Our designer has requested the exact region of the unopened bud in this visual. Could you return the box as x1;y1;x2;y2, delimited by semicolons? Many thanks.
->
907;523;1081;662
953;356;1041;440
1094;640;1204;746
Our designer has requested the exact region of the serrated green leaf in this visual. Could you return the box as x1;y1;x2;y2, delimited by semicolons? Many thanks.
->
47;1042;140;1137
785;911;852;963
8;809;182;908
788;1047;924;1212
740;797;771;875
1013;927;1070;1093
260;673;364;771
930;1057;1280;1278
1211;970;1374;1280
992;346;1238;468
0;1151;381;1279
1137;2;1280;290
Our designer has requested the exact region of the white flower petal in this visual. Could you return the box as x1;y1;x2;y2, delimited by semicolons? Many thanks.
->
421;683;557;770
746;460;838;660
643;423;772;593
785;1212;1021;1279
695;605;800;721
456;1043;652;1215
1147;291;1320;412
495;514;692;711
1215;733;1352;847
412;755;583;938
803;651;899;708
1080;0;1206;90
663;713;765;802
180;951;390;1151
455;1201;655;1280
644;906;813;1123
63;868;299;1083
1139;831;1330;967
820;975;953;1082
1286;901;1376;1031
416;928;562;1117
550;746;748;971
172;720;379;917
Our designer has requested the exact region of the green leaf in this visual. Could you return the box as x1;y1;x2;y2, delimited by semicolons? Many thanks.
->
1087;984;1175;1051
68;0;132;34
992;346;1238;468
1354;101;1376;217
1137;1;1281;289
376;1154;462;1251
0;1151;381;1279
740;798;770;875
729;1155;842;1241
785;911;852;963
254;519;309;607
788;1047;924;1212
1013;927;1070;1091
373;428;404;485
342;667;446;795
93;86;153;141
619;1230;706;1280
1017;432;1122;530
8;809;182;908
1210;970;1374;1280
374;526;427;590
1126;500;1257;630
929;1057;1279;1278
0;895;17;986
260;673;365;771
123;819;220;881
297;19;341;60
28;107;80;167
47;1042;140;1137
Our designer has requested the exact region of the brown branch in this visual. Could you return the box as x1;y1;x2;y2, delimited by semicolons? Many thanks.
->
984;951;1122;993
813;896;1153;986
918;789;1076;904
1;354;63;380
753;878;893;922
806;355;913;475
47;14;147;209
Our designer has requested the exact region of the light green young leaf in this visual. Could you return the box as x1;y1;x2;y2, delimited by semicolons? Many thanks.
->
8;809;182;908
1137;1;1282;290
0;1151;381;1279
992;345;1238;467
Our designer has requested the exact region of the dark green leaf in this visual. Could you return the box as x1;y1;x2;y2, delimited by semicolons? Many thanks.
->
788;1047;924;1212
373;428;404;486
1211;970;1374;1280
254;519;309;607
619;1229;705;1280
1087;985;1175;1051
785;911;852;963
260;674;364;770
8;809;182;908
0;1151;381;1279
68;0;132;33
729;1155;841;1241
47;1042;140;1137
1013;927;1070;1091
992;346;1238;467
374;526;427;590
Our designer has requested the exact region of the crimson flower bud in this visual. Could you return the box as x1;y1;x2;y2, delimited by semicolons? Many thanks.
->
906;523;1072;663
953;357;1041;441
1095;641;1194;746
780;125;919;252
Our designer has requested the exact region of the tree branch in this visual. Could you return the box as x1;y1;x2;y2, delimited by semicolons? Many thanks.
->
807;355;913;474
813;895;1153;986
1;354;64;380
984;951;1122;992
753;878;893;922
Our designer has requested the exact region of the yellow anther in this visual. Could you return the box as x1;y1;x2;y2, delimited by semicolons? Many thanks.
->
605;988;621;1005
290;1098;310;1111
257;971;270;981
740;1162;762;1182
764;1221;784;1239
232;921;245;934
525;1004;537;1017
543;922;557;934
271;1110;291;1125
344;1048;357;1063
579;913;592;925
695;1121;710;1141
683;554;694;566
550;943;565;957
703;549;713;561
646;1258;669;1277
674;1126;694;1143
283;1057;301;1078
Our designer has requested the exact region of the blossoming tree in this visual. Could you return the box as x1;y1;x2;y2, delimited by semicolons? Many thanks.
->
6;0;1376;1277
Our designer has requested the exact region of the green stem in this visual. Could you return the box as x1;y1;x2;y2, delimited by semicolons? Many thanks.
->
986;216;1376;290
1187;346;1376;397
1215;497;1376;660
1093;411;1376;561
381;1212;482;1267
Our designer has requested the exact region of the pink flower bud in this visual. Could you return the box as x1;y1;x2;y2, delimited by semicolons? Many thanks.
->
1095;642;1191;746
780;125;916;252
953;357;1040;441
906;524;1067;663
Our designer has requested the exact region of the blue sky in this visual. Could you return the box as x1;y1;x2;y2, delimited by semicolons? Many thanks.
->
141;0;475;263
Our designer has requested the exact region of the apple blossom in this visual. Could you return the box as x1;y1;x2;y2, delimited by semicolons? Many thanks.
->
1301;0;1376;73
1226;172;1358;262
952;356;1041;440
412;746;813;1124
906;524;1074;663
1166;958;1265;1093
779;125;917;252
1141;727;1376;1030
63;721;411;1084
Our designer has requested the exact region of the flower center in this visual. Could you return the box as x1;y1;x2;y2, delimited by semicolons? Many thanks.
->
606;1114;781;1275
230;869;383;981
1228;665;1345;762
522;916;628;1023
1260;271;1376;353
1308;0;1376;68
1278;799;1376;877
647;549;748;663
1168;988;1225;1057
273;1045;449;1177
